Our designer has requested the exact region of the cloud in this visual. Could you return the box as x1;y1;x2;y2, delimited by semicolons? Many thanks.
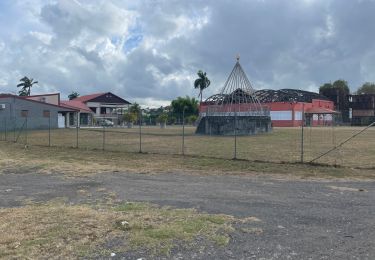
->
0;0;375;106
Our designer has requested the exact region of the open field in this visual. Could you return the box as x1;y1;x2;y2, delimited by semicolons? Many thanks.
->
1;142;375;179
1;126;375;168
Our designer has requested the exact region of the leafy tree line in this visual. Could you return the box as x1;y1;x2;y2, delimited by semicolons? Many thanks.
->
356;82;375;94
319;80;375;96
319;80;375;122
122;96;199;127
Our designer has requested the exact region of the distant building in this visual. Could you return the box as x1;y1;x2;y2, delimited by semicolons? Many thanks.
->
61;92;131;126
319;87;350;123
349;94;375;126
0;94;76;130
254;89;338;127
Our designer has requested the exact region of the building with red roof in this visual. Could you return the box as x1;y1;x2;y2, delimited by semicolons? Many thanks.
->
200;89;339;127
62;92;131;126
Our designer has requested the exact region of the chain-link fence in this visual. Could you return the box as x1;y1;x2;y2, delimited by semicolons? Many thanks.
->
1;114;374;168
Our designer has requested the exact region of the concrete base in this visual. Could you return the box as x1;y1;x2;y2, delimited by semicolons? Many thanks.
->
195;116;272;135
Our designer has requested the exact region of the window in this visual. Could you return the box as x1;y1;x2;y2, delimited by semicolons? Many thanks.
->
21;110;28;117
43;110;50;117
100;107;106;114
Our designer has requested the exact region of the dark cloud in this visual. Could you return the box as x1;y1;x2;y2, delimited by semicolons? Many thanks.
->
1;0;375;106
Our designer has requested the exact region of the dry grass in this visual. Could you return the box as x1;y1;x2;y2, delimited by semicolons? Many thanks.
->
1;141;375;179
0;201;248;258
2;126;375;168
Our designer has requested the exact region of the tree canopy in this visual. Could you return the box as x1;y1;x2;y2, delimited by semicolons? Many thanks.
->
319;79;350;94
319;79;351;122
171;96;199;117
17;76;38;96
194;70;210;103
68;91;80;100
129;103;141;114
356;82;375;94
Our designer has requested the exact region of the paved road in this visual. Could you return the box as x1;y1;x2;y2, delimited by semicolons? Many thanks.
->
1;172;374;259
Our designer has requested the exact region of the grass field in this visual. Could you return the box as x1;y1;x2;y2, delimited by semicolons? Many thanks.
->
0;199;246;258
2;126;374;168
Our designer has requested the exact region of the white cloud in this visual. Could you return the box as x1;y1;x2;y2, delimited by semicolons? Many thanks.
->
0;0;375;104
29;31;52;45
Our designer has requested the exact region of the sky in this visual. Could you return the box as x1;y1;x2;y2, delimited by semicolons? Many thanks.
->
0;0;375;107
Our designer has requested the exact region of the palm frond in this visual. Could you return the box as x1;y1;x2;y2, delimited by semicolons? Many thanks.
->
194;79;201;89
206;79;211;87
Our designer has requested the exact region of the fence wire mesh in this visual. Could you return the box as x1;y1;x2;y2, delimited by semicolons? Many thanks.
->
0;115;374;169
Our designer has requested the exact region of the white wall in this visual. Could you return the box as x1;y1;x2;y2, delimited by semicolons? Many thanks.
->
270;111;292;120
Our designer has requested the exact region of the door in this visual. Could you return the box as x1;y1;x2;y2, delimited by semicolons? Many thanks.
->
58;113;65;128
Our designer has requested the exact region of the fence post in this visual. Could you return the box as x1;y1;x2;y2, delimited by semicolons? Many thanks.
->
138;110;142;153
139;110;142;153
13;115;16;143
182;108;186;155
4;117;7;141
102;125;105;151
76;116;79;148
300;103;305;163
48;113;51;147
25;115;28;146
234;111;237;159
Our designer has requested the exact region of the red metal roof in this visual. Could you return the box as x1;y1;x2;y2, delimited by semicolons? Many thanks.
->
60;100;93;113
305;107;339;114
0;94;76;112
72;93;106;102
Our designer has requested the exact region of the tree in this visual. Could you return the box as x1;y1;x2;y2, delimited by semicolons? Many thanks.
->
356;82;375;94
194;70;211;103
319;80;350;95
68;91;80;100
123;112;137;123
171;96;199;119
319;79;351;122
17;76;38;96
18;88;29;96
332;79;350;93
157;112;168;128
129;103;141;114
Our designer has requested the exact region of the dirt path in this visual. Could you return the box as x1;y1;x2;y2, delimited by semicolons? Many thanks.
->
1;171;374;259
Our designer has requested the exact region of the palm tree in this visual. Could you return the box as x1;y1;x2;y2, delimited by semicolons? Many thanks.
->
68;91;80;100
129;103;141;114
194;70;210;103
17;76;38;96
18;88;29;96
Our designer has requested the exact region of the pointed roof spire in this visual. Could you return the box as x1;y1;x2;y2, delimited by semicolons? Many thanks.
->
236;54;240;62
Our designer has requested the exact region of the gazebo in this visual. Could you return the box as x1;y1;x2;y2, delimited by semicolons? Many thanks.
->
196;57;272;135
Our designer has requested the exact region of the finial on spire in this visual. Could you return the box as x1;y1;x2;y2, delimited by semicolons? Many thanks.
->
236;54;240;61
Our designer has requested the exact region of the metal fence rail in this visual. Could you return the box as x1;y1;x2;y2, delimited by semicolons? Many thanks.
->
1;115;374;168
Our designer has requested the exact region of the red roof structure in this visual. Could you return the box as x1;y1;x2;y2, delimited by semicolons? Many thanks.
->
72;93;105;102
60;100;92;113
305;107;339;114
0;94;76;112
